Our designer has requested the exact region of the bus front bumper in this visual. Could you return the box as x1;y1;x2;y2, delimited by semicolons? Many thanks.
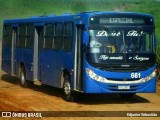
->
84;69;156;93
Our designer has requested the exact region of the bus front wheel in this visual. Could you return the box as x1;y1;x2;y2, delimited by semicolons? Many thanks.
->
62;75;74;102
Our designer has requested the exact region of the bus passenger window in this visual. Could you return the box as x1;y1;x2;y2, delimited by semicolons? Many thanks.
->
18;25;26;47
64;23;73;51
54;23;63;50
3;25;12;46
44;24;53;49
26;24;34;48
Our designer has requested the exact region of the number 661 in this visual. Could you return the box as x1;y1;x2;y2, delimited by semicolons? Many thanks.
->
131;73;141;79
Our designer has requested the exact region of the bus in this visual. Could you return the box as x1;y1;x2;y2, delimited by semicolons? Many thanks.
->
2;12;156;101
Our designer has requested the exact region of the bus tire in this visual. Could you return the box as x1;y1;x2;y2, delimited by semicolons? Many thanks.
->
20;66;29;88
62;75;74;102
119;93;136;99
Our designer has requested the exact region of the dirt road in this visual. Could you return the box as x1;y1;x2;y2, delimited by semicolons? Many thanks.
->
0;71;160;120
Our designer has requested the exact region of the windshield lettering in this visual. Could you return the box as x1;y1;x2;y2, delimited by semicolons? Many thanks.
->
99;55;109;60
129;55;149;61
127;30;143;36
96;30;143;37
99;55;123;60
96;30;121;37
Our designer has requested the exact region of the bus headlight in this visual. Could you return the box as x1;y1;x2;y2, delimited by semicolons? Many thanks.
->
142;70;156;82
86;68;107;82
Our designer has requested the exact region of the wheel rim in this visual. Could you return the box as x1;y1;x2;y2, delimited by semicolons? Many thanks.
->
63;82;71;95
21;71;25;85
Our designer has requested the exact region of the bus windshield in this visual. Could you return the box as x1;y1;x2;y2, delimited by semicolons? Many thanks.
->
88;27;154;54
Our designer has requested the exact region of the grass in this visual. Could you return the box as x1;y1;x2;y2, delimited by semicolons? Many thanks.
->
0;0;160;62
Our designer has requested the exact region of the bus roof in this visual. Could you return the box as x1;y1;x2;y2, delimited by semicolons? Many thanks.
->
4;11;154;24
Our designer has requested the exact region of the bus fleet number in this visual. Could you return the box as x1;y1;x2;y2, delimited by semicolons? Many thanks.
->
131;73;141;79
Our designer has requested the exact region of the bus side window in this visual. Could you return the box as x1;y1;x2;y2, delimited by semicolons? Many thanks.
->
3;25;12;47
26;24;34;48
17;25;26;48
44;24;53;49
64;22;73;51
54;23;63;50
145;34;152;52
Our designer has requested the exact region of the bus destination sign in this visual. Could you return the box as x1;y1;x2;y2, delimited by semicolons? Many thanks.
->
89;14;154;25
108;18;133;24
99;18;145;24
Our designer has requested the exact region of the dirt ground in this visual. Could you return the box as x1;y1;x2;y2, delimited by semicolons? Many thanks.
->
0;70;160;120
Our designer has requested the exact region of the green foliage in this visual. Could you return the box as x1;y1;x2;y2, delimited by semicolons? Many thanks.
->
0;0;160;63
156;43;160;64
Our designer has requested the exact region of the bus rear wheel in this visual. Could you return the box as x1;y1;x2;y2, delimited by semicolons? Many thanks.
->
20;67;30;87
62;75;74;102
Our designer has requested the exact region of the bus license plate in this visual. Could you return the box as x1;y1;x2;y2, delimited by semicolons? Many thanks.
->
118;85;130;90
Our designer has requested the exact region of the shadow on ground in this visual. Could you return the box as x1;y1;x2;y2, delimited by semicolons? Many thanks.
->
1;73;150;105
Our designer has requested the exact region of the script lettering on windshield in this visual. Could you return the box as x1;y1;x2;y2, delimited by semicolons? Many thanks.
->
129;55;149;61
96;31;120;37
127;30;143;36
99;55;123;60
96;30;143;37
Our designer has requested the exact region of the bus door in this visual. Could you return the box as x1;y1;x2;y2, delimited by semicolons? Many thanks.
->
2;25;17;75
34;25;44;82
11;26;18;75
74;25;84;91
2;25;12;74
